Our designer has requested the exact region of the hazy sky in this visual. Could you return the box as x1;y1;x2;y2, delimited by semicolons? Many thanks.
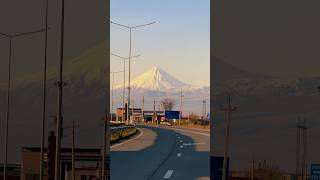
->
110;0;210;86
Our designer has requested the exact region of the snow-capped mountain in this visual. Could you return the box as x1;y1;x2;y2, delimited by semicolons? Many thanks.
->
114;67;202;92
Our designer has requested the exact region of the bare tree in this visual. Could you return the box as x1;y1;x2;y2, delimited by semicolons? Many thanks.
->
160;97;176;111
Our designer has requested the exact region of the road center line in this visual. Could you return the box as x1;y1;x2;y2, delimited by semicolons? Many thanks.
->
163;170;174;179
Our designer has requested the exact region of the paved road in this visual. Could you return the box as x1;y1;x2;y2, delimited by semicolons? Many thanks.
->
110;125;210;180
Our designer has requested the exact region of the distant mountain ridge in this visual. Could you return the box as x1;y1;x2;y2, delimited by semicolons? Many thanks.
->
114;67;202;92
0;43;319;99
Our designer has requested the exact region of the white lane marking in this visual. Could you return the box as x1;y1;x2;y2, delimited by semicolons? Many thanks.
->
180;140;183;143
177;153;182;157
182;142;206;146
163;170;174;179
170;128;210;137
111;128;144;149
180;145;183;148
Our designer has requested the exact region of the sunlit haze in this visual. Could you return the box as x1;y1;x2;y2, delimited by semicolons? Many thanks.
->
111;0;210;86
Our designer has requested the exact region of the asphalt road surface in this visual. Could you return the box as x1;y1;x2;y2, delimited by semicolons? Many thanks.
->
110;125;210;180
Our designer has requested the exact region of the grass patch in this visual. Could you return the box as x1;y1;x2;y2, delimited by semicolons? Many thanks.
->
110;128;137;143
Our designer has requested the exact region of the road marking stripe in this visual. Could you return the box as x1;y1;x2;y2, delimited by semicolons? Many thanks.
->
177;153;182;157
111;128;144;149
163;170;174;179
180;145;183;148
182;142;206;146
180;140;183;143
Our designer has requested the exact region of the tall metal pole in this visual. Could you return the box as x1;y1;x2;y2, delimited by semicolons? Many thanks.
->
142;95;145;123
3;38;12;180
110;21;155;124
250;157;255;180
55;0;65;179
102;3;111;177
127;28;132;125
40;0;49;179
111;53;140;122
153;99;156;124
111;73;115;122
179;90;183;126
123;60;126;122
72;120;75;180
0;28;47;180
296;117;301;179
302;119;308;180
221;95;236;180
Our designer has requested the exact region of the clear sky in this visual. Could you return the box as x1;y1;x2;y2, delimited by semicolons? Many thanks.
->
110;0;210;86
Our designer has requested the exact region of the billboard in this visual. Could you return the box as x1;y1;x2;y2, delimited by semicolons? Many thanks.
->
164;111;180;119
311;164;320;180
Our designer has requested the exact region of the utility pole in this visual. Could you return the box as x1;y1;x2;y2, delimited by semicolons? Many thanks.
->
0;28;47;180
296;117;308;180
132;99;135;124
110;21;155;126
141;96;145;123
296;117;301;180
249;157;255;180
153;99;156;124
302;119;308;180
72;120;75;180
179;90;184;126
54;0;66;179
220;94;236;180
40;0;49;179
202;99;207;120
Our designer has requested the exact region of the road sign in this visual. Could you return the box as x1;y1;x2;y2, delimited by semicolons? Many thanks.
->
311;164;320;180
164;111;180;119
211;156;229;180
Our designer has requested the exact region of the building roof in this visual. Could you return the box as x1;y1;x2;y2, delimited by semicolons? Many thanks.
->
22;147;101;154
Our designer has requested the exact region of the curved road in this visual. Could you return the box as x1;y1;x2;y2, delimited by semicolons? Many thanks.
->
110;125;210;180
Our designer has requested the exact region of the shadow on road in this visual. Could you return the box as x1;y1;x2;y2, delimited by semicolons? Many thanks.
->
111;125;209;180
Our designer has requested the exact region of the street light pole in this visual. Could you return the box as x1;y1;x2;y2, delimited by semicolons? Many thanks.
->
0;28;47;180
111;53;140;123
111;21;155;124
55;0;66;179
40;0;50;179
3;38;11;180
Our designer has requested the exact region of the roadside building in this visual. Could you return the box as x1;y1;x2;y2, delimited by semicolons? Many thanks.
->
116;107;164;123
0;164;20;180
20;147;102;180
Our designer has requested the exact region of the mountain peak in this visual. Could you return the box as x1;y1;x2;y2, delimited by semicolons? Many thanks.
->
115;67;198;92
